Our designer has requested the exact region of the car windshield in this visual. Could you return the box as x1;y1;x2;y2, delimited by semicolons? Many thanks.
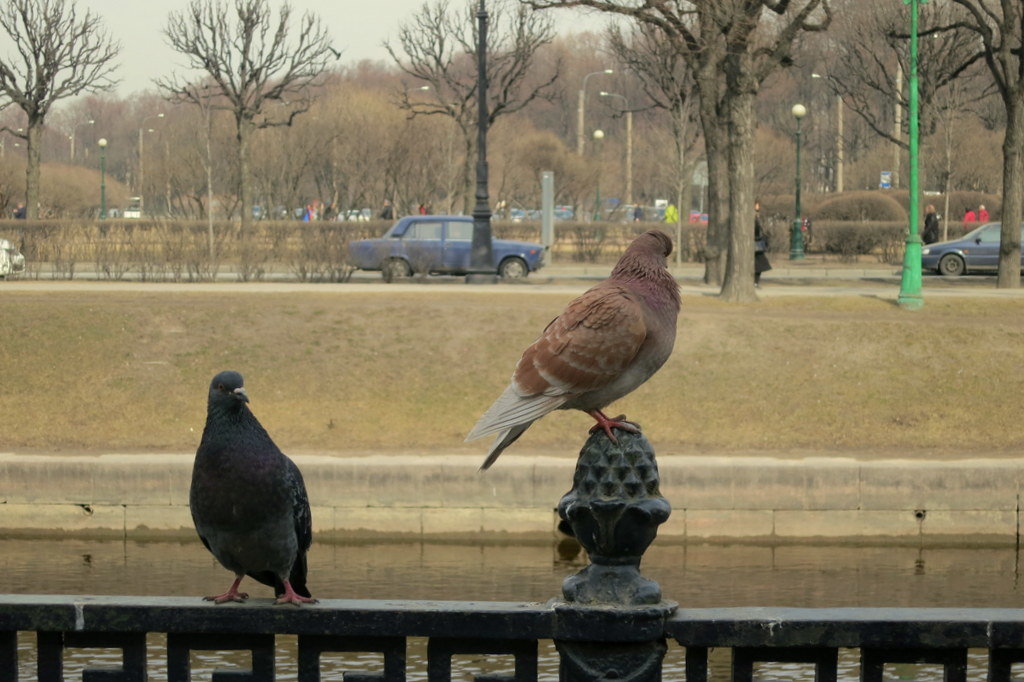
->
961;222;1024;241
971;224;1001;243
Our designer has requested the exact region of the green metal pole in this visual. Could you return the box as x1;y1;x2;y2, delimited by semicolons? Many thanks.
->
790;107;806;259
898;0;926;310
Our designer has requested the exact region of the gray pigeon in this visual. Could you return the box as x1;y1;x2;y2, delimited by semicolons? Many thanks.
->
467;230;681;470
190;370;315;605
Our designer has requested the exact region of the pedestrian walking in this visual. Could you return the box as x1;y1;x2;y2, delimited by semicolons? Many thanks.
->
754;202;771;288
962;206;977;232
922;205;939;244
664;203;678;225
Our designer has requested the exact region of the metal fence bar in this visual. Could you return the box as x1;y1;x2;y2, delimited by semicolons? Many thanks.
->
684;646;709;682
166;632;275;682
731;646;838;682
65;631;149;682
297;634;406;682
426;638;537;682
860;647;968;682
37;631;63;682
1;630;16;681
988;648;1024;682
7;599;1024;681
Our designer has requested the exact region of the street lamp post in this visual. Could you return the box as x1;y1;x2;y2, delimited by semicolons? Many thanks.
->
138;113;165;216
577;69;613;156
69;119;94;161
790;103;807;260
897;0;927;310
468;0;495;280
592;129;604;221
600;91;632;207
98;138;108;219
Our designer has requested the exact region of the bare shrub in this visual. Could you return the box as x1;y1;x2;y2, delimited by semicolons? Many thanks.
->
569;224;608;262
94;224;134;280
287;223;360;282
814;192;907;222
818;222;905;263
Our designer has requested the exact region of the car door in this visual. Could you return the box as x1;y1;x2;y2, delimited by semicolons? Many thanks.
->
965;223;1001;270
442;220;474;272
402;220;444;273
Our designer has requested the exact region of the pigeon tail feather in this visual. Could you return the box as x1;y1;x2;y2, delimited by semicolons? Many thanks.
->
466;384;566;441
288;552;311;598
479;422;533;471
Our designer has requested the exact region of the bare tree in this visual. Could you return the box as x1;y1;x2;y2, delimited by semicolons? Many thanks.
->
822;0;983;190
947;0;1024;288
158;0;336;278
386;0;560;214
607;22;702;270
527;0;831;302
0;0;119;219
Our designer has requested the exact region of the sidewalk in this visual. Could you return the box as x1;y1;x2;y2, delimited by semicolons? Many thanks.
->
534;257;901;282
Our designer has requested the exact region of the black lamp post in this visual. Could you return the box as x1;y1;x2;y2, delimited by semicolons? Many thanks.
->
789;104;807;260
468;0;496;281
98;137;108;220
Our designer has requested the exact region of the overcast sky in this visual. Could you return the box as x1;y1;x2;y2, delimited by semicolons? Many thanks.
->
75;0;610;96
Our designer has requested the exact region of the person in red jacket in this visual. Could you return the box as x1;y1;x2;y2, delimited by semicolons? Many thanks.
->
962;207;977;232
978;204;990;223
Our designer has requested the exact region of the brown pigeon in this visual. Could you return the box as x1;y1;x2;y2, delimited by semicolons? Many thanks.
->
467;229;680;470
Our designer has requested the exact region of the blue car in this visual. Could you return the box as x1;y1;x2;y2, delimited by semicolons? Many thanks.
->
922;222;1024;276
347;215;546;281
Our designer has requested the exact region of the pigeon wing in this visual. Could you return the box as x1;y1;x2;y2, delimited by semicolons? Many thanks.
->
516;285;648;396
286;456;313;598
467;285;647;442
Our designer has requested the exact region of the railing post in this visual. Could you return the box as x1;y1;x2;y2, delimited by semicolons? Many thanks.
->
0;631;14;681
553;429;676;681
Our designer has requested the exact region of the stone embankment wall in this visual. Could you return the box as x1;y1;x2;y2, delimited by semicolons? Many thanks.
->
0;453;1018;544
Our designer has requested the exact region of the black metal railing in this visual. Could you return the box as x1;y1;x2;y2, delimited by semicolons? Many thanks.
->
4;433;1021;680
5;597;1024;680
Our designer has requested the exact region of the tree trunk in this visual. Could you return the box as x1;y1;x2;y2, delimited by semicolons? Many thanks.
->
25;119;43;220
695;64;728;287
719;87;758;303
237;116;254;280
702;132;729;286
997;96;1024;288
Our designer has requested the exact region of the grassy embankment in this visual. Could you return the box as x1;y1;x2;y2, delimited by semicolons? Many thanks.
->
1;288;1022;458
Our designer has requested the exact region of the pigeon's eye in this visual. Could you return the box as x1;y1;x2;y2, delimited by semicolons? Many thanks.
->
217;383;225;392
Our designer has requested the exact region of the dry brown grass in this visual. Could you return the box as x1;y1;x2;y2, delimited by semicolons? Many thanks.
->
1;289;1023;459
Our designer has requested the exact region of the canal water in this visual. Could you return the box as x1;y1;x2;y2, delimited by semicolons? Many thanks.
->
5;538;1023;680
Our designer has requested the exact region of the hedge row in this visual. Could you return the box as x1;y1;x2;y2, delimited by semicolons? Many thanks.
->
0;217;909;280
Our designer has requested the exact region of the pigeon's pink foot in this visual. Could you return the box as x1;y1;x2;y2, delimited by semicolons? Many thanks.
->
204;576;248;604
586;410;641;443
275;580;318;606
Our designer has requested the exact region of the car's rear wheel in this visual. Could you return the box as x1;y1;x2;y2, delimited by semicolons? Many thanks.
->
382;258;411;282
938;253;965;277
498;257;528;281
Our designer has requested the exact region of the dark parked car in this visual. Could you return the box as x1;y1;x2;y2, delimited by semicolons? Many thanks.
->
347;215;546;281
922;222;1024;276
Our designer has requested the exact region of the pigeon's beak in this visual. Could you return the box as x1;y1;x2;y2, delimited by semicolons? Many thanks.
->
232;387;250;403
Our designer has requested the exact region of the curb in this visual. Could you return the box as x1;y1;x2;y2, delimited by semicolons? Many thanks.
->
1;453;1021;544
